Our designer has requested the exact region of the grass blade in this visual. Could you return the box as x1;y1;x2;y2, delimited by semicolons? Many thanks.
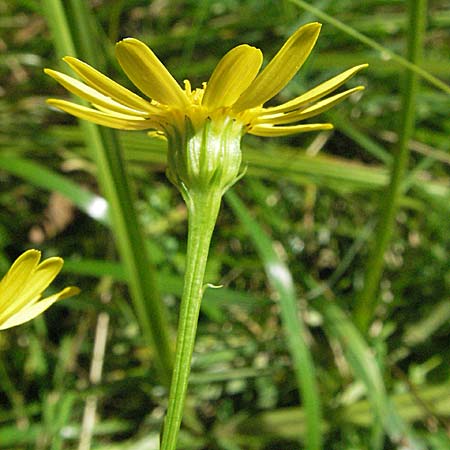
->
354;0;427;332
290;0;449;94
314;299;426;449
225;188;323;450
41;0;173;381
0;155;110;226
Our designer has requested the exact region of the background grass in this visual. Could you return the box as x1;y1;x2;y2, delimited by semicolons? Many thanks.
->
0;0;449;449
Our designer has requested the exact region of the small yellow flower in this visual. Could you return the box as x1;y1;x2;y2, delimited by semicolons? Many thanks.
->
0;250;79;330
45;22;366;138
46;23;367;196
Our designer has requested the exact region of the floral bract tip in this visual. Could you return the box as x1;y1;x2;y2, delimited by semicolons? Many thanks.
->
45;22;367;138
0;250;79;330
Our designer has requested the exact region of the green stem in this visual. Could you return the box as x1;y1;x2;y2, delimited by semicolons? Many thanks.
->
354;0;426;333
160;190;222;450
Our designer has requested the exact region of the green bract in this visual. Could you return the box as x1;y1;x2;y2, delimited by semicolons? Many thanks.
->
166;116;243;198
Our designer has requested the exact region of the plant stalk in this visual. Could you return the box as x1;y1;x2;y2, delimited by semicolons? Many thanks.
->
160;190;222;450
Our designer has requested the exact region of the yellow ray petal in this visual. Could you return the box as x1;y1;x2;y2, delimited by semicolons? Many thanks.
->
44;69;150;117
258;86;364;125
0;249;39;289
91;103;166;123
0;257;63;321
115;38;188;108
0;250;40;313
0;286;79;330
262;64;369;115
17;258;62;303
63;57;156;112
47;99;158;130
249;122;333;137
202;44;263;109
233;23;322;111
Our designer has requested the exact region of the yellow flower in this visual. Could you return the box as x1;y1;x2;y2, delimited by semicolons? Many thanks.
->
46;22;366;137
0;250;79;330
45;22;367;196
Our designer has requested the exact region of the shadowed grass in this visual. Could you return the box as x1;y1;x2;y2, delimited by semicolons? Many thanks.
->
41;0;173;381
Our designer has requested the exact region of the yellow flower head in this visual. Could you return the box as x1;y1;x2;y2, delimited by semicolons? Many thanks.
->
46;22;366;136
0;250;79;330
45;23;367;196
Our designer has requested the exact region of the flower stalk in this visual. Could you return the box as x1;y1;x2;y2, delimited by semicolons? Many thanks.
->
161;110;243;448
45;20;367;448
161;190;222;449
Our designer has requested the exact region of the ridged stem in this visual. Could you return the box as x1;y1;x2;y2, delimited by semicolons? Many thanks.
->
160;190;222;450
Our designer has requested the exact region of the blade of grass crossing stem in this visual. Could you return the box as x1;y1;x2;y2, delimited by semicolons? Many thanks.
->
225;189;323;450
327;112;392;165
290;0;449;94
67;0;106;70
41;0;173;381
313;299;426;450
0;153;267;315
49;127;449;201
354;0;427;332
0;155;110;226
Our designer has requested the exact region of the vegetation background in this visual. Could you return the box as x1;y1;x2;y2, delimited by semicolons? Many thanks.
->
0;0;448;449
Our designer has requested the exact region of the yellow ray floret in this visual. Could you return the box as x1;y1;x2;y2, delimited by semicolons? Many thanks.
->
232;23;322;112
256;86;365;125
46;22;367;138
0;250;79;330
202;44;263;109
63;56;156;112
115;38;189;108
260;64;368;115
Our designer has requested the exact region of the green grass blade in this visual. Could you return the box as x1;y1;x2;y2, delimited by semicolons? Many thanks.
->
225;188;323;450
290;0;450;94
0;156;267;315
314;299;426;449
327;112;392;164
0;155;110;225
49;126;449;200
354;0;427;332
41;0;173;381
234;382;450;439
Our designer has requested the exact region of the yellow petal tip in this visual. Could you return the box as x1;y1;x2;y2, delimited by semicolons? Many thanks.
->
302;22;322;32
62;56;78;66
60;286;81;299
355;63;369;71
116;37;140;48
44;68;60;78
23;249;41;258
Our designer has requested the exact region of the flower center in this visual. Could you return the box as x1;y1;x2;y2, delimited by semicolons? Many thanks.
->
183;79;207;105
